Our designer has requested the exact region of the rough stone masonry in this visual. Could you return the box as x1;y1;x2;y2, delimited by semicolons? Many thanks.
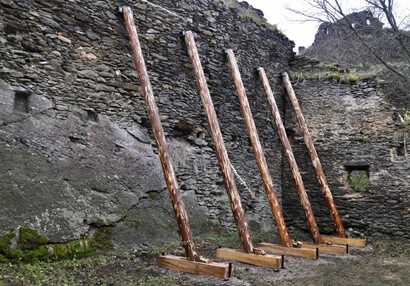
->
0;0;408;252
0;0;294;249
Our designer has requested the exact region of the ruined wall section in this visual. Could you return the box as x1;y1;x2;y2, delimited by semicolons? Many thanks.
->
0;0;295;248
283;77;409;238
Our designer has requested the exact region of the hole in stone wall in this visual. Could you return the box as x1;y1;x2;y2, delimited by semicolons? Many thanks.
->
13;91;30;113
345;163;370;192
397;143;406;157
87;110;98;122
174;119;193;136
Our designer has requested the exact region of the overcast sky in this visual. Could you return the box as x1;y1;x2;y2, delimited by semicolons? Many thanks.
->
245;0;410;51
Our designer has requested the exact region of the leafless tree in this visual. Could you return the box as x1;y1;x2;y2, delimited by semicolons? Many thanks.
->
288;0;409;84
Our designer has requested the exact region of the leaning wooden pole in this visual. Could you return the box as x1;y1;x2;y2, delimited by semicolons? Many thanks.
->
258;68;322;244
227;50;291;247
282;72;346;238
184;31;254;254
122;7;198;261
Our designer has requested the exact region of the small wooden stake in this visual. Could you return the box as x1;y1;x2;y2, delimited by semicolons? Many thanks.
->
321;235;366;247
216;248;284;269
258;68;322;244
184;31;254;254
257;243;318;259
282;72;346;238
158;255;233;279
294;241;347;254
226;49;292;247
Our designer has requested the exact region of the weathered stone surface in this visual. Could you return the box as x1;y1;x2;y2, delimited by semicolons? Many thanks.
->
0;0;294;248
283;77;409;238
0;80;165;241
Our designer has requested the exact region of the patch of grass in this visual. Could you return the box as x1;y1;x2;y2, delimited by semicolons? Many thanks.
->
206;232;239;248
0;238;409;285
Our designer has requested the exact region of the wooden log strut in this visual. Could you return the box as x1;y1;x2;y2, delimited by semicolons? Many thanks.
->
282;72;347;238
122;7;198;261
226;50;291;247
258;68;322;244
184;31;254;254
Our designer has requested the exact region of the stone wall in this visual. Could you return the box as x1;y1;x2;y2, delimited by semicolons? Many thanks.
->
0;0;295;249
283;76;410;238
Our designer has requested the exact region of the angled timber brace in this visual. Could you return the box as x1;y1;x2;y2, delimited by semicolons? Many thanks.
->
184;31;284;268
120;7;233;278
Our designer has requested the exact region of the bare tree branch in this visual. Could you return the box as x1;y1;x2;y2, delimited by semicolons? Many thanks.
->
287;0;410;84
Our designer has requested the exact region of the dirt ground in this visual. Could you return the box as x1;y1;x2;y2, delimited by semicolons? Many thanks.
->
0;235;409;285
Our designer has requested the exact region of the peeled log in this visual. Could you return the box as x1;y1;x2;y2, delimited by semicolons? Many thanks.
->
282;72;346;238
226;49;291;247
184;31;254;254
123;7;198;261
258;68;322;244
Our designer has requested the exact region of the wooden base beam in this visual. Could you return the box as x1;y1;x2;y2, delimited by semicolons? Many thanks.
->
294;241;348;254
257;243;318;259
321;235;366;247
158;255;233;279
216;248;284;269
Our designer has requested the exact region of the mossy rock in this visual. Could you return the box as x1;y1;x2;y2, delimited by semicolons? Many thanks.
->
0;232;15;254
91;227;115;250
24;246;52;262
19;226;49;250
0;226;93;263
123;218;141;230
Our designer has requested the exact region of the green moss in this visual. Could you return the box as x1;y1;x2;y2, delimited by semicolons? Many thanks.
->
9;249;24;261
206;232;239;248
199;221;225;235
95;219;105;226
0;232;15;253
25;246;52;262
67;239;92;257
92;227;115;250
147;191;158;199
326;73;340;81
349;76;358;84
228;5;236;9
269;25;286;36
19;226;49;250
0;226;94;263
362;137;371;142
123;218;141;230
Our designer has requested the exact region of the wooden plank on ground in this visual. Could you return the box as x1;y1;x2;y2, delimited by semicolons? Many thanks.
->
321;235;366;247
295;241;347;254
258;243;318;259
216;248;284;269
158;255;232;279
